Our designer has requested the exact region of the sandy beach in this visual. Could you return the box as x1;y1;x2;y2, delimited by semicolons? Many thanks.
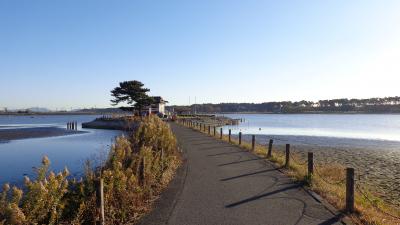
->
239;134;400;206
0;127;87;142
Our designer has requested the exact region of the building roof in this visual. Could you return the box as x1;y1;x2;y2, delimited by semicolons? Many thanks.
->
153;96;168;104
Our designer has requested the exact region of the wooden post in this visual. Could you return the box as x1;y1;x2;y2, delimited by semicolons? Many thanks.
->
308;152;314;177
138;157;145;186
267;139;273;158
208;126;210;135
161;148;164;171
220;128;223;139
75;121;78;130
346;168;355;213
285;144;290;168
251;135;255;151
96;178;105;225
239;132;242;145
229;129;231;142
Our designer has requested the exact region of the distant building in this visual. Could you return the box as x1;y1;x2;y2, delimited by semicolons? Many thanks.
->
143;96;168;116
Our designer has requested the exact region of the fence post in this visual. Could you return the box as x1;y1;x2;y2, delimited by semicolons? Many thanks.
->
96;178;105;225
138;157;145;186
229;129;231;142
213;126;216;136
251;135;255;151
346;168;355;213
208;126;210;135
308;152;313;177
220;128;223;139
267;139;273;158
239;132;242;145
285;144;290;168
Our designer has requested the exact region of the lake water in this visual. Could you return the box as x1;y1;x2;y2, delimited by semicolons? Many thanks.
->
220;114;400;142
0;115;122;185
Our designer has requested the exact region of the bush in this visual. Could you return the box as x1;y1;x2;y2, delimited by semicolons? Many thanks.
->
0;115;181;224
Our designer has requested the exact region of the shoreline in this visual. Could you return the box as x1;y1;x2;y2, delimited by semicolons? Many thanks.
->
238;134;400;206
213;111;400;115
0;127;88;142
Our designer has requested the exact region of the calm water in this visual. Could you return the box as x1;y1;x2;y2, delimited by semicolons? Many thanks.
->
220;114;400;142
0;115;122;184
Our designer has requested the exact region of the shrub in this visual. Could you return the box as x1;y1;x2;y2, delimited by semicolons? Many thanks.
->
0;115;181;224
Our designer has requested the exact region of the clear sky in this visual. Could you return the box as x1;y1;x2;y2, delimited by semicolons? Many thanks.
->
1;0;400;109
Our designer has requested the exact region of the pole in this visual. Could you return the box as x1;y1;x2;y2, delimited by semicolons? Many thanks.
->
308;152;314;177
285;144;290;168
346;168;355;213
96;178;105;225
267;139;273;157
251;135;255;151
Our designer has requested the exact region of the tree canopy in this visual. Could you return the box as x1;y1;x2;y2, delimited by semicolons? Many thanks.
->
167;96;400;114
111;80;154;114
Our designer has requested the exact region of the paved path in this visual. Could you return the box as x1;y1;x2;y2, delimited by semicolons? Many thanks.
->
140;123;346;225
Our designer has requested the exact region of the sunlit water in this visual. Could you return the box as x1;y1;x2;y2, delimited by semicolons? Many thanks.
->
220;114;400;142
0;115;122;184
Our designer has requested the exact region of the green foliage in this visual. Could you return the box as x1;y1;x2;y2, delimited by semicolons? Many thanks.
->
110;80;154;113
170;96;400;113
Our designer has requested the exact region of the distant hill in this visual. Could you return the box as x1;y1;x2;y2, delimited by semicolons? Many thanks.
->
167;96;400;114
27;107;51;113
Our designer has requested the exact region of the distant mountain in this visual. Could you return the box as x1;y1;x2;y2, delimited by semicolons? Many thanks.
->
26;107;51;112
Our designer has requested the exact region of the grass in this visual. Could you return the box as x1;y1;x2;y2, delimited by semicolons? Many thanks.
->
0;115;181;225
180;120;400;225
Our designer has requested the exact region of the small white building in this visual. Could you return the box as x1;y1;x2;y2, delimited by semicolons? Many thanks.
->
143;96;168;116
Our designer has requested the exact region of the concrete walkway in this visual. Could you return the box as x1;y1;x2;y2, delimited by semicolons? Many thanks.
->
140;123;346;225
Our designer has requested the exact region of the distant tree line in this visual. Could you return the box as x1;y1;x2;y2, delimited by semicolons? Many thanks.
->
168;96;400;114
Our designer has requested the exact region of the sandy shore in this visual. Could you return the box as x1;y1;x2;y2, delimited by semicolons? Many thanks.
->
239;134;400;206
0;127;87;142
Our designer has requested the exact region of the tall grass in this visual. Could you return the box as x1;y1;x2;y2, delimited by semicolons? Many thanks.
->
182;120;400;225
0;115;181;224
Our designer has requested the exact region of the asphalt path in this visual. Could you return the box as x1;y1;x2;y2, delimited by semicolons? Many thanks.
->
139;123;347;225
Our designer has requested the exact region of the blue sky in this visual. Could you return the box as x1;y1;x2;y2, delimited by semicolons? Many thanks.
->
1;0;400;109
